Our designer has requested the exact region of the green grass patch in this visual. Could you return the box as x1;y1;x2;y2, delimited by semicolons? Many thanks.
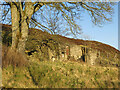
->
2;60;118;88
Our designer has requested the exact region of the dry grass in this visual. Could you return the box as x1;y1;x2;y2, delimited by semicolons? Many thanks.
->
2;55;118;88
2;45;27;68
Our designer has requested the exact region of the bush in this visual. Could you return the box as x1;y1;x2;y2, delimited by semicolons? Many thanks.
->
2;45;28;68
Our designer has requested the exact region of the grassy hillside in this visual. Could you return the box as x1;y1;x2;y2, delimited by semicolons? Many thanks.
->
2;24;119;67
1;24;119;88
2;57;118;88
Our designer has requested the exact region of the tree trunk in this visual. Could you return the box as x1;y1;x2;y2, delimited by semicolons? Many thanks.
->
17;2;34;54
11;3;20;50
11;2;34;54
17;19;28;53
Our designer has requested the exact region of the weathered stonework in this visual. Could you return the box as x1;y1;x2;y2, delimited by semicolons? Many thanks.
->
48;43;97;65
70;45;82;61
86;49;97;65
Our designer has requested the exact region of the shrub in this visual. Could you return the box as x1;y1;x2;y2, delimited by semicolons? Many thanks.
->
2;45;28;68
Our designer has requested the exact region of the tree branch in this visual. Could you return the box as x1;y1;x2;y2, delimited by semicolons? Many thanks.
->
31;18;53;34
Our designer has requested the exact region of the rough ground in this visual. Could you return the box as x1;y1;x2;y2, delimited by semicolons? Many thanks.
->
2;56;118;88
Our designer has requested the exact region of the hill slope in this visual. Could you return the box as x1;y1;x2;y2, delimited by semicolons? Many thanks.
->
2;24;120;67
1;24;119;88
3;59;118;88
2;24;119;53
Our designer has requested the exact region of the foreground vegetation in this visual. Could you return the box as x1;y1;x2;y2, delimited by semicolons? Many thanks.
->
2;56;118;88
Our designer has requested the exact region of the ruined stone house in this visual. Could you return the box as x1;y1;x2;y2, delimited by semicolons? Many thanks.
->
48;44;97;65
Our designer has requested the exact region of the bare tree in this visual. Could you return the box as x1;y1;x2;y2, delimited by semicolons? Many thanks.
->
42;7;60;35
1;1;116;54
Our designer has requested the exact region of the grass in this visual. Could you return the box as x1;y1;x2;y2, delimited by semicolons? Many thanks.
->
2;57;118;88
2;65;38;88
2;45;27;68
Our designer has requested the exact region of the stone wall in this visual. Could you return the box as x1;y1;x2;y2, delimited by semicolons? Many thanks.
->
59;45;68;61
48;44;98;65
70;45;82;60
86;49;97;65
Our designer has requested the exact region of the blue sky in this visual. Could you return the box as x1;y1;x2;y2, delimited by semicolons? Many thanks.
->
75;3;118;49
37;2;118;49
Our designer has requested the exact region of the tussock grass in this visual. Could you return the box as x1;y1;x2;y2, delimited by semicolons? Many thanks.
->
2;58;118;88
2;45;27;68
28;60;118;88
2;66;38;88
